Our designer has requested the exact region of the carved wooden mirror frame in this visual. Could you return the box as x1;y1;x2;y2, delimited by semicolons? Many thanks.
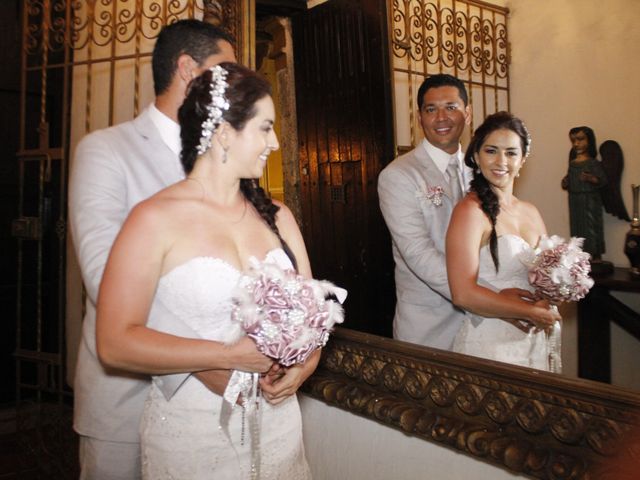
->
302;328;640;479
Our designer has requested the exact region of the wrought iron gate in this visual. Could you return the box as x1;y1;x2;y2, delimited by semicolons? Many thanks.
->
12;1;249;477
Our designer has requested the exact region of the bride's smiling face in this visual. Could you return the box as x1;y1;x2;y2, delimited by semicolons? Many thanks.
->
476;128;525;191
231;95;279;179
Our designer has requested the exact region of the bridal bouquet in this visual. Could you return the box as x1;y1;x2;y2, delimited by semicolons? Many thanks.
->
520;235;594;303
229;258;347;366
518;235;592;374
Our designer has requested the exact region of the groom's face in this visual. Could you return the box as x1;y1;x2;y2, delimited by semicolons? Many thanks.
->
419;86;471;154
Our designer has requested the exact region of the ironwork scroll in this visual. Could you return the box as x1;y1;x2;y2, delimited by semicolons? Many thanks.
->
389;0;509;149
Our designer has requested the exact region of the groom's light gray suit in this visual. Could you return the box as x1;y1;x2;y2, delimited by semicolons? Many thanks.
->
69;106;196;445
378;141;471;349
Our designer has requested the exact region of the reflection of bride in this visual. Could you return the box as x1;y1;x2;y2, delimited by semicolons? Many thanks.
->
96;63;313;478
446;112;561;371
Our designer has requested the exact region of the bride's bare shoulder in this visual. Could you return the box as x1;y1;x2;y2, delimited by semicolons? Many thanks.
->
125;182;198;232
450;193;492;234
454;192;486;217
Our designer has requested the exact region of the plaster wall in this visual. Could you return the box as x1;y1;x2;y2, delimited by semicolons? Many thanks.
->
506;0;640;388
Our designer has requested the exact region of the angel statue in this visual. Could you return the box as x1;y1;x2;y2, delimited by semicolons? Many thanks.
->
561;126;630;273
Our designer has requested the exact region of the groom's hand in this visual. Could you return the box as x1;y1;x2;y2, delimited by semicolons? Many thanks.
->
503;318;534;333
498;288;536;332
195;370;231;397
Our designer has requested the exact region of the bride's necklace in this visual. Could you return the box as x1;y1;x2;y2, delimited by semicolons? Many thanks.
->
186;177;248;224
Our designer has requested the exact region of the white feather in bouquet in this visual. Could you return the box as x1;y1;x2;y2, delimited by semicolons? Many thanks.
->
229;258;347;366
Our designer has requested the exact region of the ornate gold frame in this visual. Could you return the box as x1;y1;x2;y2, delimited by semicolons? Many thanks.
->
302;328;640;479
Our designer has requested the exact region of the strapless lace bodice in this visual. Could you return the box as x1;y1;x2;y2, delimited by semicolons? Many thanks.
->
141;248;311;479
453;234;558;372
476;234;532;292
155;248;292;342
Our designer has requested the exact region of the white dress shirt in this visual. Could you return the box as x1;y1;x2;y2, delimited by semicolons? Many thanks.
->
149;102;181;156
422;138;466;195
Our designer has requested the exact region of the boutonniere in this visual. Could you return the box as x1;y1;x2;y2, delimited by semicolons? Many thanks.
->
416;185;445;206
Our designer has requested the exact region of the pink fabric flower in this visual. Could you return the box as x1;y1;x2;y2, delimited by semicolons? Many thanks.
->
521;235;594;303
231;260;347;366
416;185;445;206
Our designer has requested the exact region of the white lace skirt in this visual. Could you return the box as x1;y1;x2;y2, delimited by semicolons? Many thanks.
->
140;377;311;479
453;315;560;372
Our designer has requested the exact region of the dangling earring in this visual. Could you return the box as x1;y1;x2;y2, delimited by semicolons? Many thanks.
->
222;146;228;164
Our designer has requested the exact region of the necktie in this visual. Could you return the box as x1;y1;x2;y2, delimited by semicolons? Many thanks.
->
446;157;463;203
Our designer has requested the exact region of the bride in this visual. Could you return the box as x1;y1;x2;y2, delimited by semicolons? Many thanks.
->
446;111;562;371
96;63;313;478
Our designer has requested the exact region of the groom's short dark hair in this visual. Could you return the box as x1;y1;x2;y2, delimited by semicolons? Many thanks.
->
417;74;468;110
152;19;235;96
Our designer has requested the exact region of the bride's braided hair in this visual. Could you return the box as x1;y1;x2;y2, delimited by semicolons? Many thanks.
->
240;178;297;270
464;111;531;271
178;62;297;270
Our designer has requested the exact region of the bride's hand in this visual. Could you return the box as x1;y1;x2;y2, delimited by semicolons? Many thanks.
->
528;300;562;332
260;350;321;405
227;337;274;373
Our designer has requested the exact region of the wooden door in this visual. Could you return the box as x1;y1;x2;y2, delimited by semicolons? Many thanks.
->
292;0;395;336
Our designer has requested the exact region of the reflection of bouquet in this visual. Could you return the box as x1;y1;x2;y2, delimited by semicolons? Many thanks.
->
520;235;594;303
229;259;347;366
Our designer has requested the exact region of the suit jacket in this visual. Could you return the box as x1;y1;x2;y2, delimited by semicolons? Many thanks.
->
378;143;471;349
69;106;198;442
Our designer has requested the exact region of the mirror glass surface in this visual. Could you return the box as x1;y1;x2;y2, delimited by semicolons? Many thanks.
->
286;0;640;393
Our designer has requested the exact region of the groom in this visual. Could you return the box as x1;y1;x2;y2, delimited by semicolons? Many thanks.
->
378;74;472;349
69;20;238;479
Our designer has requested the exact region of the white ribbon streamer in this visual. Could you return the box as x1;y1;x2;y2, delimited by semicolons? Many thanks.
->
547;321;562;374
220;370;262;479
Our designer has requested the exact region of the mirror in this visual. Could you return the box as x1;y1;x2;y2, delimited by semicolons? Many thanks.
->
258;0;640;392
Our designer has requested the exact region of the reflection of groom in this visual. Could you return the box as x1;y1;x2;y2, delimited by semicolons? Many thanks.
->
69;20;236;478
378;74;472;349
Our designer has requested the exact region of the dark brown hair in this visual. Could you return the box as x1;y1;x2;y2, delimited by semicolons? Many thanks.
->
152;19;234;96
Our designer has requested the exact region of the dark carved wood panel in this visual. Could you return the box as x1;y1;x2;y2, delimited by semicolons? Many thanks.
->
292;0;395;337
302;328;640;479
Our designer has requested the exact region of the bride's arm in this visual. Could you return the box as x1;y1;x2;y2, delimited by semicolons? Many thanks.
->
96;200;273;375
445;198;558;330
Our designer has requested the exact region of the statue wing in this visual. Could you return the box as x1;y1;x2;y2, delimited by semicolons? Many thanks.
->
599;140;631;221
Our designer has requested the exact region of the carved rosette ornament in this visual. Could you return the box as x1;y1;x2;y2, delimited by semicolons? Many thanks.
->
301;328;640;479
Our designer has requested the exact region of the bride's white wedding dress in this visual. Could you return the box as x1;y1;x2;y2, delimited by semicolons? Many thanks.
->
452;235;558;371
140;248;311;479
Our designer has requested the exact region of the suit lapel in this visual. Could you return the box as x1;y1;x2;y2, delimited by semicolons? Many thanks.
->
414;146;456;200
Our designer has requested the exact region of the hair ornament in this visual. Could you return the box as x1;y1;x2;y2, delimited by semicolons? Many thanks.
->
521;120;532;157
196;65;230;155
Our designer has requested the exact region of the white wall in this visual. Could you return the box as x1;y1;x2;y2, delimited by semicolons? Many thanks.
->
300;395;526;480
506;0;640;388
